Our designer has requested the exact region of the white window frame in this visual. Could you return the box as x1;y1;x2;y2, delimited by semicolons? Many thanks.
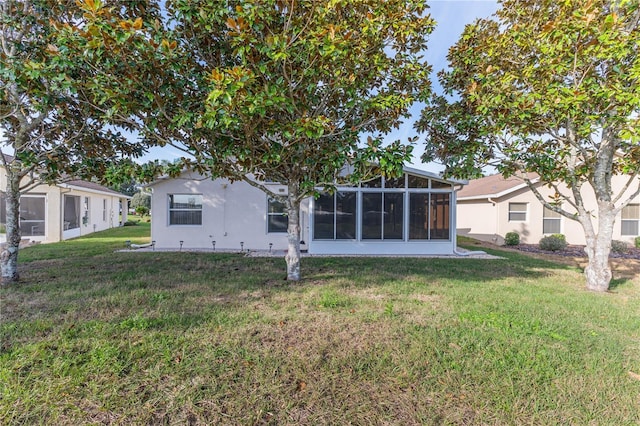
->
102;199;107;222
168;194;203;226
267;197;288;233
542;206;562;234
621;204;639;236
508;202;527;222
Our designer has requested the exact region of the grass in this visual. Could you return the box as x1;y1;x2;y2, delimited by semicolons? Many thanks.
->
1;223;639;425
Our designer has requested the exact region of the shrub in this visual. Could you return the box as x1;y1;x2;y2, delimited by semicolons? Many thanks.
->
611;240;629;254
504;232;520;246
131;191;151;211
539;234;567;251
635;236;640;249
123;220;139;227
135;206;149;216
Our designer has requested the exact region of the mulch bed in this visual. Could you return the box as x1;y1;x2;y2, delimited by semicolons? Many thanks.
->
514;244;640;260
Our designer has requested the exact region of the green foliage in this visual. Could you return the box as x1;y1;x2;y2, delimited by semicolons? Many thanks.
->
610;240;629;254
504;232;520;246
0;0;165;282
635;236;640;249
539;235;568;252
418;0;640;291
71;0;435;281
131;192;151;210
135;206;149;216
195;0;432;192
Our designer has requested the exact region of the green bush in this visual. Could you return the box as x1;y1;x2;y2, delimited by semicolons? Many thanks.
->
635;236;640;249
611;240;629;254
504;232;520;246
123;220;139;227
539;234;567;251
135;206;149;216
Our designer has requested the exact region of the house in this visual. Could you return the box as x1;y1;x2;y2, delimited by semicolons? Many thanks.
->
0;167;131;244
457;173;640;245
148;167;465;255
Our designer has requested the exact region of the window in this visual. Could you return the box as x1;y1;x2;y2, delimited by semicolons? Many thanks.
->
543;206;561;234
336;192;357;239
508;203;527;221
361;193;404;240
409;193;451;240
267;198;288;233
64;195;81;230
408;174;429;188
431;180;452;189
169;194;202;225
103;199;107;221
430;193;450;239
361;193;382;239
313;193;334;239
621;204;639;236
361;176;382;188
409;194;429;239
384;193;404;239
20;195;46;236
313;192;356;240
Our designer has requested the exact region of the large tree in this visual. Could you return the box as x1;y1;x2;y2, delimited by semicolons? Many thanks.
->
418;0;640;291
71;0;433;281
0;0;160;283
177;0;433;280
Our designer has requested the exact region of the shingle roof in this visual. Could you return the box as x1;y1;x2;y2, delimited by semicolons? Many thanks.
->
457;173;539;200
63;180;129;197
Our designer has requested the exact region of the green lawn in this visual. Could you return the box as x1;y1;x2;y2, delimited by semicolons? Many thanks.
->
1;223;639;425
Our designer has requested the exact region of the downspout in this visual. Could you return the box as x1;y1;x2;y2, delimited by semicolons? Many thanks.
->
453;183;487;257
488;197;499;244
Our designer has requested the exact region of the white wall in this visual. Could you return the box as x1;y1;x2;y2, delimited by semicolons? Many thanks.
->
150;171;459;256
150;172;309;251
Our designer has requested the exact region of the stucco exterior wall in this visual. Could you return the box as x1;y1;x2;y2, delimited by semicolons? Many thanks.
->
457;175;640;245
149;172;309;251
0;167;126;243
150;170;459;255
456;199;500;243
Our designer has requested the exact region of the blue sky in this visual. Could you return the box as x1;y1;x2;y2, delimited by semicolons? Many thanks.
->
141;1;500;168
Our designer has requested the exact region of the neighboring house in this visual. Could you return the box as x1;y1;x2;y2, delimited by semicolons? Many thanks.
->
0;167;131;244
457;173;640;245
148;167;465;255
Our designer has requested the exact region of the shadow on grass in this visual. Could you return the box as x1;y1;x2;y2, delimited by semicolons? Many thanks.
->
608;277;630;290
1;236;584;334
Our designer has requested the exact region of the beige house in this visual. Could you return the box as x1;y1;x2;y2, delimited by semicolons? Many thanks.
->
457;174;640;245
148;167;463;255
0;167;130;244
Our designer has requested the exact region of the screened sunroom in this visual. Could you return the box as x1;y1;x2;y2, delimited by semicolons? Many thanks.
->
307;168;463;255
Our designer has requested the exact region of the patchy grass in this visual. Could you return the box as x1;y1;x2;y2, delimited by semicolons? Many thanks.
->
1;226;639;425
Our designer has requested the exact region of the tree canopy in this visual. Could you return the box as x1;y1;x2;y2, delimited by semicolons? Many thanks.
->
71;0;434;281
182;0;434;280
0;0;167;283
418;0;640;291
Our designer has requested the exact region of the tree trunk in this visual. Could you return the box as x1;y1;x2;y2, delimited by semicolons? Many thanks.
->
1;175;21;284
582;202;615;292
284;184;301;281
